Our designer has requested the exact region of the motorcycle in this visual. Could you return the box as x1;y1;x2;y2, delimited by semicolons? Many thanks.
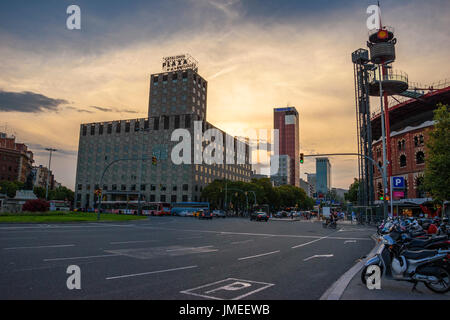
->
362;234;450;293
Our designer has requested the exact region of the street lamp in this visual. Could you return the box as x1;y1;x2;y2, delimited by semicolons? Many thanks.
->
137;126;150;215
45;148;57;200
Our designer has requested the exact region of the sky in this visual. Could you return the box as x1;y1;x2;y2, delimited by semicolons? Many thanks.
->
0;0;449;190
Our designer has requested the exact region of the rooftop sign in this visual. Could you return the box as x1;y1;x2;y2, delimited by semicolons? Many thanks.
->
162;54;198;72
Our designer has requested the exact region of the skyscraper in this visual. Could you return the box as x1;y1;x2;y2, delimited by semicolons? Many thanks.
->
273;107;299;187
316;157;331;196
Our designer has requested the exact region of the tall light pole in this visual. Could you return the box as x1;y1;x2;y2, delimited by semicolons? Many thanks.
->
377;64;389;219
45;148;57;200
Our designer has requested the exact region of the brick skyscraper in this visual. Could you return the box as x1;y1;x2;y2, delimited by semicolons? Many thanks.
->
273;107;299;187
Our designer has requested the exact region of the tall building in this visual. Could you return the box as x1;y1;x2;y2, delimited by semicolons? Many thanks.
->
305;173;316;197
270;155;291;186
316;157;331;196
74;55;252;209
32;165;54;189
0;133;34;183
273;107;299;187
299;178;311;197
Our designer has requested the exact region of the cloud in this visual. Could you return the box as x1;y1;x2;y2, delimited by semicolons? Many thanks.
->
66;106;94;114
27;143;78;157
90;106;139;114
0;90;68;113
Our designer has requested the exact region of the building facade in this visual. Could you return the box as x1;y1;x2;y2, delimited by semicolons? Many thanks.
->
74;61;252;209
371;85;450;202
32;165;54;190
270;154;291;186
0;133;34;183
316;157;331;196
273;107;300;187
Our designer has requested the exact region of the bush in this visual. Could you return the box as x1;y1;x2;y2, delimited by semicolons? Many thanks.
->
22;199;50;212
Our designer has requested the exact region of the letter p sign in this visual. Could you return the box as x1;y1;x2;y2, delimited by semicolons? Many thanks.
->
66;5;81;30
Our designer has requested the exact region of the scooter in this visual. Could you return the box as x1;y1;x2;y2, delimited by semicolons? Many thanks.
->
362;234;450;293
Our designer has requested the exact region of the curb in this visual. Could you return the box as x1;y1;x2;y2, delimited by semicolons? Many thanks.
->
319;233;380;300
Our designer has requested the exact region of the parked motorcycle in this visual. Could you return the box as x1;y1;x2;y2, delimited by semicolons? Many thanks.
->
362;234;450;293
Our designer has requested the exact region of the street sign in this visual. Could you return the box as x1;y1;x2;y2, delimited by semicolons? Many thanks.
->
393;191;404;198
392;176;405;189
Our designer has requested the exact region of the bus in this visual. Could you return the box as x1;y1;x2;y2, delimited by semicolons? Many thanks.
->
100;201;171;216
171;202;210;217
142;202;171;216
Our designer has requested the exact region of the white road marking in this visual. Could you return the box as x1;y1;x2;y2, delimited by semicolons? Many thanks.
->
109;240;158;244
344;240;357;244
106;265;198;280
303;254;334;261
238;250;280;261
3;244;74;250
44;254;120;262
136;226;372;241
176;236;203;240
166;245;213;252
231;240;254;245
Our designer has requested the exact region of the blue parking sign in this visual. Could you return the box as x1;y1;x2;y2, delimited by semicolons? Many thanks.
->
392;176;405;188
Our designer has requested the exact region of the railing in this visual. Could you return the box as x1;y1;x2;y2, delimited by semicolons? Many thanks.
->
369;69;408;84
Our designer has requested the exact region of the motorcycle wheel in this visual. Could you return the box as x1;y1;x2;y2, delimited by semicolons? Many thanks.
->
424;267;450;293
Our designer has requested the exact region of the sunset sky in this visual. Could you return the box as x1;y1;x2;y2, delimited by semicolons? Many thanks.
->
0;0;449;190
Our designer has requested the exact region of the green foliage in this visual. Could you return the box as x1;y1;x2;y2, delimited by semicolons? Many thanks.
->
0;180;24;198
48;186;74;202
345;178;360;204
33;186;46;199
424;103;450;202
201;178;314;211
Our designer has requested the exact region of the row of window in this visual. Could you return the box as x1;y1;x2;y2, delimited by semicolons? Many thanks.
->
153;72;207;90
78;183;190;192
82;115;193;136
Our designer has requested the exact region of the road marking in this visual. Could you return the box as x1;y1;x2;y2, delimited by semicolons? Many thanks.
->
292;230;340;249
106;265;197;280
231;240;254;245
0;237;36;241
180;278;274;300
304;254;334;261
136;226;372;241
110;240;158;244
176;236;203;240
44;254;120;262
344;240;357;244
166;245;214;252
3;244;74;250
238;250;280;261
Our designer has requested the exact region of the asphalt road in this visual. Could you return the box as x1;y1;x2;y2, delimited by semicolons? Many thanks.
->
0;217;375;300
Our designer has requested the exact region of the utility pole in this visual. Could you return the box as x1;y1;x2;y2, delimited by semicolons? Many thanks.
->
45;148;57;200
377;64;389;219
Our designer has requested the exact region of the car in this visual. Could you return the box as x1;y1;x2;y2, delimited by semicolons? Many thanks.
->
212;210;226;218
274;211;288;218
250;211;269;222
198;209;213;220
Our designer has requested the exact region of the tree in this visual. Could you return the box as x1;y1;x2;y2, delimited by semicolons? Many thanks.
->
0;180;24;198
48;186;75;202
345;178;360;204
424;103;450;202
33;186;46;199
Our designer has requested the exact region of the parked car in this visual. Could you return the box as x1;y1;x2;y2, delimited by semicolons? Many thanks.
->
212;210;226;218
198;209;213;220
250;211;269;222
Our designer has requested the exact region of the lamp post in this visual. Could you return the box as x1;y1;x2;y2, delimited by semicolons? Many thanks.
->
45;148;57;200
137;127;150;215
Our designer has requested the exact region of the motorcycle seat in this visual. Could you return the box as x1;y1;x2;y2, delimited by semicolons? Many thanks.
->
408;235;447;247
403;249;438;260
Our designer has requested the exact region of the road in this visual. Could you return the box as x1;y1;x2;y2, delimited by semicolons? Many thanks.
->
0;217;375;300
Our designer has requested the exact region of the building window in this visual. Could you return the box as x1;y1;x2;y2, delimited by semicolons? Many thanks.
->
172;185;177;191
154;117;159;130
416;151;425;164
182;195;188;202
163;116;170;130
134;121;140;132
144;119;149;129
99;124;104;135
121;185;126;191
125;122;130;133
182;184;188;191
171;195;177;203
160;195;166;202
116;122;121;133
419;134;424;145
140;184;146;191
185;114;191;128
150;194;155;202
82;125;87;136
400;154;407;168
174;115;180;129
112;184;117;191
150;184;156;191
107;123;112;134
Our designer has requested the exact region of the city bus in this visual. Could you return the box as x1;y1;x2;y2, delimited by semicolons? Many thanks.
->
171;202;210;217
142;202;171;216
100;201;171;216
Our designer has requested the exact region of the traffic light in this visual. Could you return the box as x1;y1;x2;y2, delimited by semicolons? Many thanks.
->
378;190;384;200
152;156;157;165
300;153;304;164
